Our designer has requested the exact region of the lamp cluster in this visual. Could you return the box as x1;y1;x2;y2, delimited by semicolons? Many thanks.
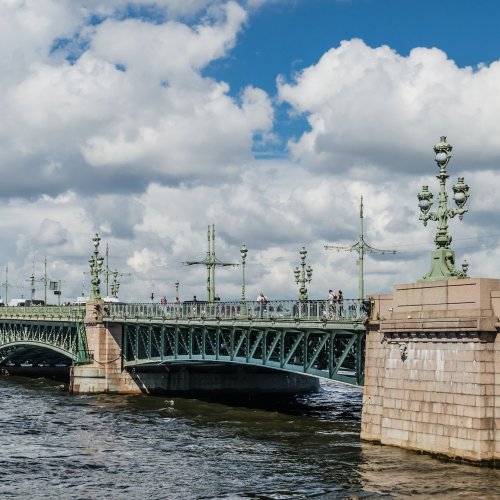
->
89;234;104;300
417;136;470;280
294;246;313;301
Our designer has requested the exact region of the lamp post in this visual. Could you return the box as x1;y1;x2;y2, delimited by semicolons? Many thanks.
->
240;244;248;314
89;233;104;300
417;136;470;281
293;246;313;301
175;280;179;300
111;270;120;298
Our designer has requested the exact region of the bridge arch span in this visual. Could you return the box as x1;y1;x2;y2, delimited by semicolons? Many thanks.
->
0;341;76;363
122;320;365;386
0;319;91;366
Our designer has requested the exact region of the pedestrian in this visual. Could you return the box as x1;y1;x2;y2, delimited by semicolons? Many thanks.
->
337;290;344;316
328;289;336;318
256;292;268;318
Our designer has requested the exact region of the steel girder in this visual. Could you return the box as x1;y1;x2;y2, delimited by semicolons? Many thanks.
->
0;320;92;365
123;322;365;385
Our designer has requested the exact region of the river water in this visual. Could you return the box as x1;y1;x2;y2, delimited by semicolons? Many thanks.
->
0;376;497;499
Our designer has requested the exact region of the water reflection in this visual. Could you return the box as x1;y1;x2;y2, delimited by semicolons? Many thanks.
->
358;442;499;499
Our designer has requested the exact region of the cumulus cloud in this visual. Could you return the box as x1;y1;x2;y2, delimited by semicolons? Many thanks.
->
1;0;273;198
89;2;247;81
79;0;221;19
1;4;499;304
35;219;70;247
278;39;500;175
127;247;168;274
81;82;273;181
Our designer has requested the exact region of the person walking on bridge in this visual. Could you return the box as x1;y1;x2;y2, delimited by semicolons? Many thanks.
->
337;290;344;316
256;292;268;318
328;289;336;318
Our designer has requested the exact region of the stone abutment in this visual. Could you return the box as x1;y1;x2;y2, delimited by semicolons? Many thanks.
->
361;278;499;462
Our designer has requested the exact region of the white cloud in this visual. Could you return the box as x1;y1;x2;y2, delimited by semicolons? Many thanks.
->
278;39;500;174
79;0;218;19
35;219;70;247
127;247;167;274
1;5;499;305
89;2;246;82
0;0;81;87
1;1;272;191
81;82;273;180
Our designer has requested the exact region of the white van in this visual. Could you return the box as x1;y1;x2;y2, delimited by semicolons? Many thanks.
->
72;296;88;306
103;296;122;303
8;298;26;307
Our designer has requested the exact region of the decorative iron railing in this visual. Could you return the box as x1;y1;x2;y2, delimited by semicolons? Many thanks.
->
0;305;85;321
106;299;369;322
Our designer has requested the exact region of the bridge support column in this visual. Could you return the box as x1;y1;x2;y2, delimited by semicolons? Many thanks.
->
361;278;499;462
70;301;142;394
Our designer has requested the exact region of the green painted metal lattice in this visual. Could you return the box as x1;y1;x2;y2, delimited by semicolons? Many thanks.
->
123;322;365;386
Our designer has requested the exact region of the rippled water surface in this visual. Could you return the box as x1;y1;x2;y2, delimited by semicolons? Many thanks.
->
0;376;498;499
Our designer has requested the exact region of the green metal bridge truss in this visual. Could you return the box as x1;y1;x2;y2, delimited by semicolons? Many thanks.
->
0;306;91;365
122;320;366;386
0;301;367;386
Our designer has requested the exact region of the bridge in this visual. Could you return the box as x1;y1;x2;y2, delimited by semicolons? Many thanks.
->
2;280;499;463
1;137;499;462
0;299;368;387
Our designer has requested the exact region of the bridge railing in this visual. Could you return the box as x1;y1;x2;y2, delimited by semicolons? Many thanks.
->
106;299;369;322
0;305;86;321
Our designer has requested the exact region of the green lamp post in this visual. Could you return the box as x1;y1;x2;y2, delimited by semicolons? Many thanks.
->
111;270;120;298
89;233;104;300
294;246;313;301
418;136;470;281
240;244;248;314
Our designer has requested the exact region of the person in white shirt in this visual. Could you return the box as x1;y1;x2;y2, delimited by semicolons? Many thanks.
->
256;292;268;318
328;289;337;318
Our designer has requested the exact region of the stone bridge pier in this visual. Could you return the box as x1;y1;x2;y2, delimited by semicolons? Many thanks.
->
70;301;142;394
361;278;499;462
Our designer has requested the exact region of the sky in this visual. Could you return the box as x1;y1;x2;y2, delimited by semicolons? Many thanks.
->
1;0;500;304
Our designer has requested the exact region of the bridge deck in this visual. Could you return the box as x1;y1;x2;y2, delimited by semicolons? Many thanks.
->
0;300;367;385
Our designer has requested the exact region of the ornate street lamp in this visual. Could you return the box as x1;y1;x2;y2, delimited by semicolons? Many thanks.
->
240;244;248;314
294;246;313;301
89;233;104;300
175;280;179;300
417;136;470;281
111;270;120;298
